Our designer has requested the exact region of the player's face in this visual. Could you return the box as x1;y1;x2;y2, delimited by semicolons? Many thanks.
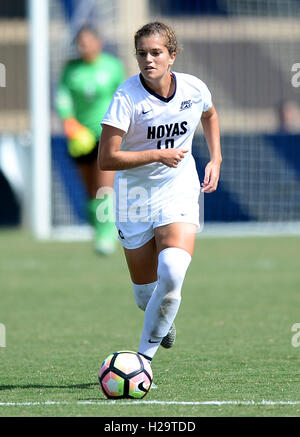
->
77;31;101;62
136;34;176;83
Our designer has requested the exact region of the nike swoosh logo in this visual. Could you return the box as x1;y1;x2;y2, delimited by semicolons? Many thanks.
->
148;339;160;344
137;381;147;393
142;110;151;114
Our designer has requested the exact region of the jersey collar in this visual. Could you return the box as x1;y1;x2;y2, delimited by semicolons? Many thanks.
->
139;72;177;103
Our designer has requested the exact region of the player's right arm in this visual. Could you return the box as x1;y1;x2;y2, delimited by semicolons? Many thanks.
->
55;64;96;157
55;64;85;137
98;124;188;170
55;65;75;122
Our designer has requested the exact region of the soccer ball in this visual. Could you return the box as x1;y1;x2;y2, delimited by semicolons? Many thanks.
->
98;351;153;399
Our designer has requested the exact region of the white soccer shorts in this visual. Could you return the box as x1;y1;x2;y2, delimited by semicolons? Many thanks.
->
115;187;201;250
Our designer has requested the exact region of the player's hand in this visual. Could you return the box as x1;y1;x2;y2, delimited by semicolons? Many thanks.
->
201;160;221;193
63;118;85;139
158;148;189;168
63;118;96;158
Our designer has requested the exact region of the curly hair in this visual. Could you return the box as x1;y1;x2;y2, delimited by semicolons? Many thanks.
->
134;22;181;55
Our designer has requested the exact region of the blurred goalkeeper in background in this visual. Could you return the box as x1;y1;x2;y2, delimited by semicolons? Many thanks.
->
55;26;125;255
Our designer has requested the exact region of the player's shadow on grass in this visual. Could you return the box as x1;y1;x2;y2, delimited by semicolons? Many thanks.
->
0;383;98;390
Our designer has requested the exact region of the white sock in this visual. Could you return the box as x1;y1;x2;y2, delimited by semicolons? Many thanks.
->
132;281;158;311
138;247;191;360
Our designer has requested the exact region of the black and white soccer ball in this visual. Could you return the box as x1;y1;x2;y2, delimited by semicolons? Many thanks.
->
98;350;153;399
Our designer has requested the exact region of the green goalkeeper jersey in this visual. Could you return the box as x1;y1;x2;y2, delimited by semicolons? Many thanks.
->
55;53;125;139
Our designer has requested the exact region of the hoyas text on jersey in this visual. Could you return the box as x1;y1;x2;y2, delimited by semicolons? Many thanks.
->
147;121;188;140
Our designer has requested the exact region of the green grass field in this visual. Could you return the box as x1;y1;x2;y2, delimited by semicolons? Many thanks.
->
0;229;300;417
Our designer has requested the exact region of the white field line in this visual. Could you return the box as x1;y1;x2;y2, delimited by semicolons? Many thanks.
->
0;400;300;407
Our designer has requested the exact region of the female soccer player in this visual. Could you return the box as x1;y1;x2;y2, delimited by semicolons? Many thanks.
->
98;22;222;363
56;26;125;255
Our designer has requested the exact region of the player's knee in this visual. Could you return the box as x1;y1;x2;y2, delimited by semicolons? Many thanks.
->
132;281;157;311
157;253;190;295
134;288;148;311
158;263;183;293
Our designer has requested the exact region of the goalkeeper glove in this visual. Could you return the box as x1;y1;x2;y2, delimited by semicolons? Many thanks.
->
63;118;96;158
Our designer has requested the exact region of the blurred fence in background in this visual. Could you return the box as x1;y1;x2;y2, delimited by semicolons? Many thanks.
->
0;0;299;235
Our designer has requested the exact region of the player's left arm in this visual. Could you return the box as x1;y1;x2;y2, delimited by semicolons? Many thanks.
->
200;105;222;193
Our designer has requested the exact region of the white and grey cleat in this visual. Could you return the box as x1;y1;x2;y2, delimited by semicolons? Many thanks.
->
150;381;158;390
160;323;176;349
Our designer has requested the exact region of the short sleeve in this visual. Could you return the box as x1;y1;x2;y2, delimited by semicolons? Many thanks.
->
201;82;213;112
55;65;75;120
101;89;133;133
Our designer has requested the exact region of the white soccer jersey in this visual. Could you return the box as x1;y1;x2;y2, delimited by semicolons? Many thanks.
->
101;72;212;224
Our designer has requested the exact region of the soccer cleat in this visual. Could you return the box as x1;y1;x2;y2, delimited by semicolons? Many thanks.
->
94;234;117;256
150;381;158;390
93;217;118;255
160;322;176;349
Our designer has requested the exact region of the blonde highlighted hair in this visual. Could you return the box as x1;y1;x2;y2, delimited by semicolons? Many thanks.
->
134;22;181;55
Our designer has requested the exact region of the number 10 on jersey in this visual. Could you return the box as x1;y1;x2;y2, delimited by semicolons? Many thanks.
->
157;138;174;149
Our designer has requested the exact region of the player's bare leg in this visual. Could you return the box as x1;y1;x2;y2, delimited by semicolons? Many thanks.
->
77;160;98;198
123;223;196;283
78;160;117;255
154;222;197;257
77;160;115;198
123;237;158;285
